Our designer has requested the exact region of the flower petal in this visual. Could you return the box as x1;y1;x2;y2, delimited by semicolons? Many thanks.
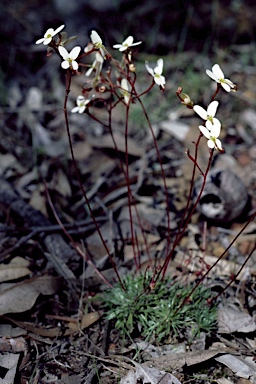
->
206;120;214;130
78;105;85;113
61;61;70;69
77;96;85;103
58;46;69;59
224;79;235;87
199;125;211;139
207;140;215;149
153;75;165;87
95;52;104;62
43;37;52;45
145;61;154;76
54;24;65;35
71;60;79;70
221;82;231;92
44;28;54;37
123;36;133;45
113;44;122;49
85;67;93;76
212;118;221;129
206;70;219;82
35;37;45;44
212;64;224;79
210;122;221;138
207;100;219;117
70;46;81;59
91;30;102;45
156;58;163;74
193;105;208;120
215;138;223;150
206;118;221;131
130;41;142;46
121;78;129;92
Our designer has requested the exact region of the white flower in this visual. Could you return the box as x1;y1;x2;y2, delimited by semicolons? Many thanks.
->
58;46;81;70
199;123;223;151
120;79;131;105
71;96;90;113
145;59;165;89
35;25;65;45
85;52;104;77
113;36;142;52
206;64;236;92
90;30;106;57
193;101;220;130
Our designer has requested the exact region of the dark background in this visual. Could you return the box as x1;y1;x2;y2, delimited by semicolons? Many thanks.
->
1;0;256;91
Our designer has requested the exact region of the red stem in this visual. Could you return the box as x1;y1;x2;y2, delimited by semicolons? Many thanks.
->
63;70;124;289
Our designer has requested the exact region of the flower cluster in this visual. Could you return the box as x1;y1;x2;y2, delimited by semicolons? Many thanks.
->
35;25;167;114
193;64;236;152
35;25;235;155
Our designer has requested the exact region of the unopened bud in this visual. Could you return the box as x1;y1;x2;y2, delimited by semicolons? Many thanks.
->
99;85;106;93
129;63;136;72
179;93;194;109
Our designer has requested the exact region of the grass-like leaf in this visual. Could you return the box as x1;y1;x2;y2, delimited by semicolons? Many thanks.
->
100;273;217;343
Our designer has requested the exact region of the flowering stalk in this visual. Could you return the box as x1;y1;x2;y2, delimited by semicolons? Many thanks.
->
61;68;124;289
35;25;253;309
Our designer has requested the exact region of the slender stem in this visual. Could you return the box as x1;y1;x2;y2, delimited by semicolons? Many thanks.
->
160;149;214;279
45;182;113;288
124;100;139;269
177;133;203;240
175;210;256;314
62;70;124;289
210;241;256;303
136;96;171;258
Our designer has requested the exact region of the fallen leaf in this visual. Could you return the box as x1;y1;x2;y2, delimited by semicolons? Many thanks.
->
142;349;224;370
0;353;20;384
218;306;256;333
70;141;92;160
4;311;102;338
121;365;182;384
0;323;27;338
215;354;256;380
0;257;31;283
29;186;48;216
66;311;102;334
49;169;72;197
0;154;22;175
160;120;190;141
0;276;61;315
215;378;235;384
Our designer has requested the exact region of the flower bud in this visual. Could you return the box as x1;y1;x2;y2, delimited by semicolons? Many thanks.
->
129;63;136;72
180;93;194;108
